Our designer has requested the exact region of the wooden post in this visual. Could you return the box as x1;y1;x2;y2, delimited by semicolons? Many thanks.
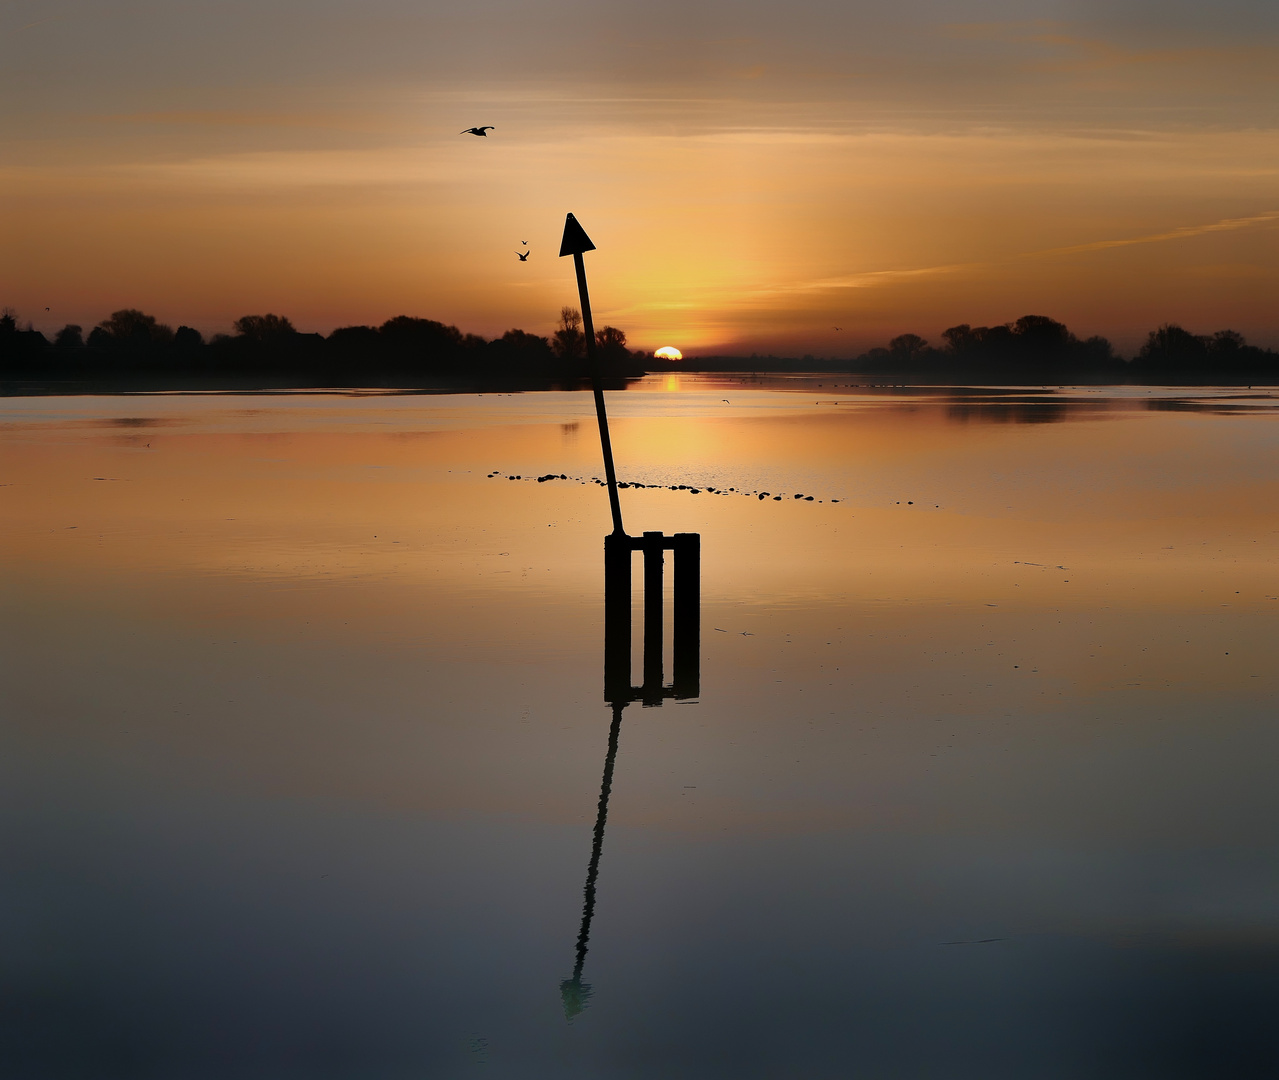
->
604;532;631;704
673;532;700;698
642;531;664;702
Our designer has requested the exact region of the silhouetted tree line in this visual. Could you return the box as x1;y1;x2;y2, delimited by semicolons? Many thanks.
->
855;315;1279;383
646;315;1279;382
4;307;1276;389
0;305;646;390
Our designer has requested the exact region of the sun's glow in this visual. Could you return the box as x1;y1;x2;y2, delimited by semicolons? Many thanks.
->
654;346;683;360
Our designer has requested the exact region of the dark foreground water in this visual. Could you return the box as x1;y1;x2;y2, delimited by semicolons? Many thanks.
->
3;376;1279;1078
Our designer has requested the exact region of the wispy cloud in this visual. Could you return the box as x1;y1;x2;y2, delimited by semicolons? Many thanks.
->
106;110;368;131
944;19;1279;75
750;210;1279;302
1037;210;1279;256
19;13;64;31
747;263;983;298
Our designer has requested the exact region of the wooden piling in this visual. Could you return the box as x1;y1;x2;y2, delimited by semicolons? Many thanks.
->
604;532;632;703
642;531;664;701
672;532;700;699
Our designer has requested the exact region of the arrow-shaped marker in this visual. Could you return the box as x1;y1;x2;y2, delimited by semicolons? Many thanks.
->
561;213;625;536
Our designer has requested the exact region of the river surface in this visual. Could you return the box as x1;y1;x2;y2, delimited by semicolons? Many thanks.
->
3;375;1279;1077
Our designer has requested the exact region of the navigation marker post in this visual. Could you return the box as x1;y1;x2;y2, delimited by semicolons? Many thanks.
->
557;212;702;1019
558;212;699;704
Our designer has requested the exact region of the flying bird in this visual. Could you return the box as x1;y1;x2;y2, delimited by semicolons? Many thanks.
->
516;250;530;261
521;240;528;245
460;126;495;136
833;326;842;330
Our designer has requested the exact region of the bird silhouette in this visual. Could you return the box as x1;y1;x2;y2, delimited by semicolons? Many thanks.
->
521;240;528;246
516;250;530;261
833;326;842;330
460;126;495;136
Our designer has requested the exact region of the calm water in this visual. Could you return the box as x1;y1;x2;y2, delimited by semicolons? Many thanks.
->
3;376;1279;1078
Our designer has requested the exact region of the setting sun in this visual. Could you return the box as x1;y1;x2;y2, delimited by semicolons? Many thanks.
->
654;346;683;361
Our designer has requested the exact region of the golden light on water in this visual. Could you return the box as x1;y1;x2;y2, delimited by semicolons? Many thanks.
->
654;346;683;361
7;384;1279;1068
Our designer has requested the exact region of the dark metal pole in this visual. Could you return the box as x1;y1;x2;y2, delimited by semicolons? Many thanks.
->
573;251;625;537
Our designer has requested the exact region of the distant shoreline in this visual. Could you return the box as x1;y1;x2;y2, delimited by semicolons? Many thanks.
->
6;310;1277;392
5;370;1279;397
0;375;619;397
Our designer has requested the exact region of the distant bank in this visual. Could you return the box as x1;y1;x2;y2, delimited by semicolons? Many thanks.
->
660;317;1279;386
3;309;1277;393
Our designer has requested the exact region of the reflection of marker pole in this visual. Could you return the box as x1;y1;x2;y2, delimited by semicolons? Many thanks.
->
560;700;625;1020
560;213;625;537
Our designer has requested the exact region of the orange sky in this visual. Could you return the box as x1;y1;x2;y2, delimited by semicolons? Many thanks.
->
3;1;1278;354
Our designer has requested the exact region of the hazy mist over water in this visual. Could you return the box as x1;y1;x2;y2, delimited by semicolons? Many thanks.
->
3;376;1279;1076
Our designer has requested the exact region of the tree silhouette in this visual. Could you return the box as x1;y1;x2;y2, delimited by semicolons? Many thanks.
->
93;309;173;348
326;325;381;354
1012;315;1072;350
1212;329;1246;356
596;326;626;351
592;325;643;378
889;333;928;361
1129;324;1279;378
379;315;461;351
595;325;629;355
1137;324;1208;370
553;306;585;360
54;324;83;348
233;314;295;342
173;326;204;349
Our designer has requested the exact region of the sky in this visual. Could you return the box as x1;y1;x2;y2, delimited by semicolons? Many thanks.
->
3;0;1278;355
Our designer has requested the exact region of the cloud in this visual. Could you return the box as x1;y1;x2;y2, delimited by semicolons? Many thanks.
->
1040;210;1279;257
748;210;1279;303
941;18;1279;94
748;263;982;298
106;110;365;130
19;13;64;31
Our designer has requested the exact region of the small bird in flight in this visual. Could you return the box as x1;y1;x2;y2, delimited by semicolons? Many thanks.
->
516;250;530;261
460;126;494;136
521;240;528;245
833;326;842;330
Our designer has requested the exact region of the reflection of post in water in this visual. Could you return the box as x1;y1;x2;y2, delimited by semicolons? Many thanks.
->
561;538;702;1020
559;211;702;1019
560;701;623;1020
